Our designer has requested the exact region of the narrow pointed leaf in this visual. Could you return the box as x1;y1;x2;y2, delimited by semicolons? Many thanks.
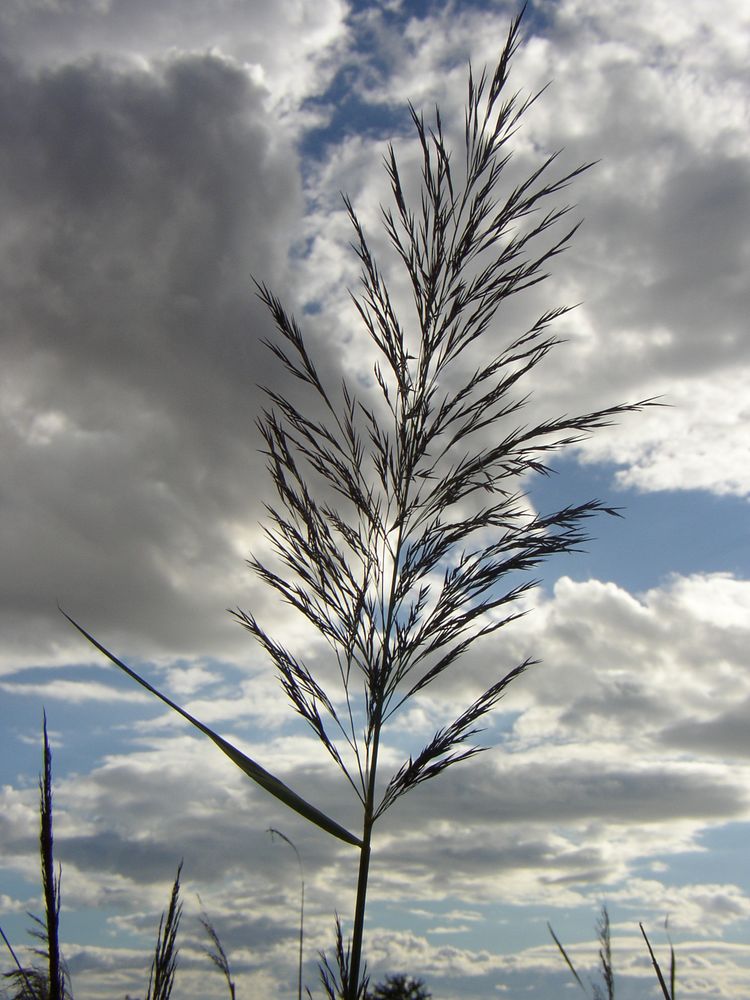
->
60;608;362;848
640;923;673;1000
547;923;588;996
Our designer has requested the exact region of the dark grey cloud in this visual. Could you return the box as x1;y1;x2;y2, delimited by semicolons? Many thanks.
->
0;48;305;664
660;697;750;758
386;755;746;835
577;152;750;380
57;829;180;884
376;826;614;890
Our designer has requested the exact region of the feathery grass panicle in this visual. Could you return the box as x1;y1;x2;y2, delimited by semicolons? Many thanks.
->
199;909;236;1000
39;715;65;1000
595;907;615;1000
145;863;183;1000
310;917;369;1000
60;6;652;997
239;7;649;992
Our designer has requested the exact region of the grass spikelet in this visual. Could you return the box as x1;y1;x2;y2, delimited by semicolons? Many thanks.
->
145;863;183;1000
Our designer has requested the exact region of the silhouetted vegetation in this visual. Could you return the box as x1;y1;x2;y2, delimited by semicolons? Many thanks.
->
366;974;431;1000
59;7;650;995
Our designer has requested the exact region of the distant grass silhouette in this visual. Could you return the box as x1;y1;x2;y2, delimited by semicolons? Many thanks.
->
549;904;676;1000
0;715;69;1000
1;718;183;1000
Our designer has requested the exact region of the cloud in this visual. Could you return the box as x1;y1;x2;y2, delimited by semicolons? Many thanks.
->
608;878;750;934
494;573;750;753
1;0;350;111
0;45;307;670
294;0;750;498
0;679;149;703
660;698;750;759
2;0;748;680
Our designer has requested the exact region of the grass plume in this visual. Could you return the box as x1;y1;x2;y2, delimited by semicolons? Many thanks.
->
59;6;653;995
549;905;616;1000
145;863;183;1000
199;909;236;1000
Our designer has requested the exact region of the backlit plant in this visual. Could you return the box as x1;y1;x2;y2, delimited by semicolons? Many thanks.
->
62;8;649;997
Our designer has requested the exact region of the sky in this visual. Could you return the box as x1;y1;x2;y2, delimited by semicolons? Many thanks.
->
1;1;749;998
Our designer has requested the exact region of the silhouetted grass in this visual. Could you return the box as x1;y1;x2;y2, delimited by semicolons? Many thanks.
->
1;720;186;1000
0;715;69;1000
641;921;676;1000
145;862;182;1000
199;908;236;1000
550;904;676;1000
39;715;65;1000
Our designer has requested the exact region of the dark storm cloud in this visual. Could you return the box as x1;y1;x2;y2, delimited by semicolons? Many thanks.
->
0;48;306;665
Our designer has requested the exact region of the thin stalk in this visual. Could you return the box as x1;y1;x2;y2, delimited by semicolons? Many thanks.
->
40;713;64;1000
665;916;676;1000
349;503;407;998
268;829;305;1000
640;923;672;1000
547;921;588;995
349;839;371;999
346;706;390;992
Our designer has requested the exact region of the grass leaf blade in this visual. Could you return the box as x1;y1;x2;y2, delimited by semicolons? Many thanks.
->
59;608;362;848
640;923;672;1000
547;922;588;995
